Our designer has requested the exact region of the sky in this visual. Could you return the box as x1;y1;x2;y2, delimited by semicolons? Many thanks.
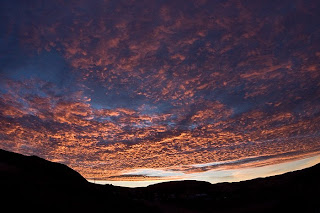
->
0;0;320;186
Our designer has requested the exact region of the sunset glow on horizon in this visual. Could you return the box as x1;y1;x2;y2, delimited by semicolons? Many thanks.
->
1;0;320;186
91;153;320;187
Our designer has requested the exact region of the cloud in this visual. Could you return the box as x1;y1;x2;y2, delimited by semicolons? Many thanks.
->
0;0;320;182
122;168;185;178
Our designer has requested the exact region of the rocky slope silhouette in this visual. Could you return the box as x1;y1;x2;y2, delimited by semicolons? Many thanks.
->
1;149;319;212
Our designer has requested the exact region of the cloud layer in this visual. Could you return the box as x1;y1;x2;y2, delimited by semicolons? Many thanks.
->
0;0;320;181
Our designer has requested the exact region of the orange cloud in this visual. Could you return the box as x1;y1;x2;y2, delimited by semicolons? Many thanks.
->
1;0;320;183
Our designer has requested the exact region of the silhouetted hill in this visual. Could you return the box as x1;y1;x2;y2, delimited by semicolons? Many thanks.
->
1;149;320;213
0;149;154;213
133;166;320;213
0;149;87;185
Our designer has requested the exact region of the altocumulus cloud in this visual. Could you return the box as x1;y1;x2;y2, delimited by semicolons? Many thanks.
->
0;0;320;183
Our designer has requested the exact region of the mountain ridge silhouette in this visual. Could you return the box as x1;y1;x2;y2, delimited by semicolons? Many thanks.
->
1;148;319;213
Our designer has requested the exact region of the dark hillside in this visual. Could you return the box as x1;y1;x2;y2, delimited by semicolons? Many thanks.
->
1;149;319;213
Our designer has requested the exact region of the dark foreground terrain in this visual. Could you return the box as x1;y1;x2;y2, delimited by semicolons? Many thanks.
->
1;149;320;213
